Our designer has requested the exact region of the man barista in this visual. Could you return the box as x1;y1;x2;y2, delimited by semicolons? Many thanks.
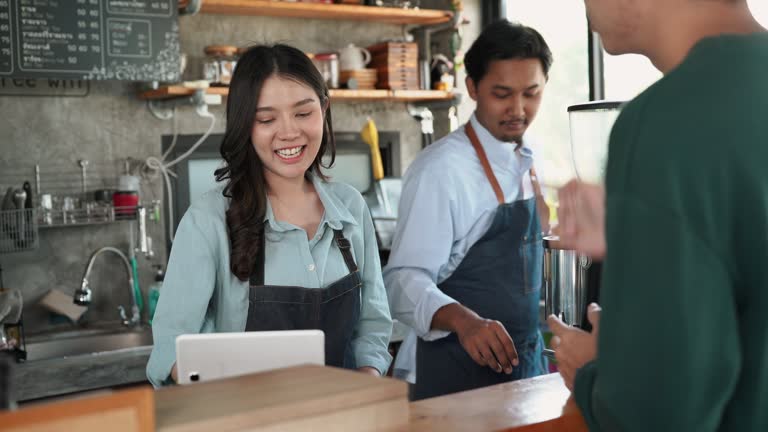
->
384;20;553;400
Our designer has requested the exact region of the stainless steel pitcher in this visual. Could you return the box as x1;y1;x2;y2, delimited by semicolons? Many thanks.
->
543;235;592;328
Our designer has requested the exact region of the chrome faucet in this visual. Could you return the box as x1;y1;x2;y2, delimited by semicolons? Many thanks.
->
73;247;140;326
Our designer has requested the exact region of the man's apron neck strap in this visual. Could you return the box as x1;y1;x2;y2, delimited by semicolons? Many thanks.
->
465;122;541;205
465;122;505;205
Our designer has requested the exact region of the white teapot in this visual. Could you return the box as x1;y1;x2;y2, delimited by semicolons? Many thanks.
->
338;44;371;71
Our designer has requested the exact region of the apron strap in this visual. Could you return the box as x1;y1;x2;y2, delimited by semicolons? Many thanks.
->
465;122;540;205
252;225;267;286
251;228;358;286
465;122;505;205
529;166;543;197
333;230;358;273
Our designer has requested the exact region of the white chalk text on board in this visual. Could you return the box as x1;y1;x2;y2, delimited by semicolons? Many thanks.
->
0;0;179;81
0;77;89;96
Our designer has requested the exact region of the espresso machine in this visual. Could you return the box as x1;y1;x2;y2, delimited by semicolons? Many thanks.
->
544;101;622;332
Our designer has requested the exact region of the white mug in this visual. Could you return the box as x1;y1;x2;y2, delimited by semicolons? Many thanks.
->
338;44;371;71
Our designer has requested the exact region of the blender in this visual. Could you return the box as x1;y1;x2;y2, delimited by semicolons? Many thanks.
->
543;101;623;337
568;101;623;185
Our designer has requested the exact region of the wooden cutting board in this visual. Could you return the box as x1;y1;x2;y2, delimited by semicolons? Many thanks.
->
155;365;409;432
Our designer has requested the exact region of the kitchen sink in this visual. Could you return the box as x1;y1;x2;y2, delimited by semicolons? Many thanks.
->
24;326;153;362
15;325;155;401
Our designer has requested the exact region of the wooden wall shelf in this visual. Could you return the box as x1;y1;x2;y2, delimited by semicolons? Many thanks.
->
188;0;453;25
138;85;455;103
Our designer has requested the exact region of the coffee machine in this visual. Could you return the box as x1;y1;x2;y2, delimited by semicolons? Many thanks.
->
544;101;623;332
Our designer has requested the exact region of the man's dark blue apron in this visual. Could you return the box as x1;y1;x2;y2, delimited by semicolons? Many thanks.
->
413;122;546;400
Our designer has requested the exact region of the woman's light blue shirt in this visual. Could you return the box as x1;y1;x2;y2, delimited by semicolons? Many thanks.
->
146;175;393;386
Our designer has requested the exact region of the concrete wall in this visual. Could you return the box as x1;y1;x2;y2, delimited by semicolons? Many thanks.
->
0;2;481;334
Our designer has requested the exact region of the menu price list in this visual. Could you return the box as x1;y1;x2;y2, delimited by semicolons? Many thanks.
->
108;0;172;17
108;18;150;57
0;0;178;80
0;0;12;74
17;0;104;73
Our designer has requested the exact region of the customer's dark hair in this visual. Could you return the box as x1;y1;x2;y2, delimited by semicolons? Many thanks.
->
465;20;553;84
214;44;336;281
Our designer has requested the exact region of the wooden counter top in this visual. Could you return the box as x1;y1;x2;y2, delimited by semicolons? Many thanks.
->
3;368;586;432
408;373;587;431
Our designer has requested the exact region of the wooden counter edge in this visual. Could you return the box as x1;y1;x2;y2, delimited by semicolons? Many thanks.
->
0;386;154;432
408;373;588;432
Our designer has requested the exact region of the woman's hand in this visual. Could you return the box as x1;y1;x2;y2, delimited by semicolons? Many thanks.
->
358;366;382;376
556;180;606;259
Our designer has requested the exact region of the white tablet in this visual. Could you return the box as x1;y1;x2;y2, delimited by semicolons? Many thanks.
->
175;330;325;385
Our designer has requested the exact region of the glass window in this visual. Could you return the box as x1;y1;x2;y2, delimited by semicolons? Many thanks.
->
604;1;767;101
603;51;662;102
749;0;768;27
506;1;590;188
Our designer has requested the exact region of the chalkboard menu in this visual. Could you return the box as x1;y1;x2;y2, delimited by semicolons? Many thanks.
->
0;0;179;81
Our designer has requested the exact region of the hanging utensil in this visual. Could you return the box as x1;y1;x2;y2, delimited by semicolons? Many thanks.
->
360;117;385;181
22;182;33;248
1;188;13;212
12;189;26;248
22;182;32;210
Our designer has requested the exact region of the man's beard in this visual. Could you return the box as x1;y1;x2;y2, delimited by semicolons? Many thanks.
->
499;133;524;149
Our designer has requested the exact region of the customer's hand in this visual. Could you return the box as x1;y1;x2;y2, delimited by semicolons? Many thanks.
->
556;180;606;259
455;313;519;374
547;303;601;391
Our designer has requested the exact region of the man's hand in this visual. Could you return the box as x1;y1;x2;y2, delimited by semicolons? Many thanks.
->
556;180;606;259
455;314;519;374
433;303;519;374
547;303;602;390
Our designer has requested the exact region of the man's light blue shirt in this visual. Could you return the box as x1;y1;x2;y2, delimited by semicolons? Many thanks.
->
147;175;393;386
384;114;537;381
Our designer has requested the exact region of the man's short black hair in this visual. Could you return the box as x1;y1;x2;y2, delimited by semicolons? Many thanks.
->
465;20;553;84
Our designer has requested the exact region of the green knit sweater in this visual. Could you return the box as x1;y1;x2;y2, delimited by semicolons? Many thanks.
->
574;33;768;431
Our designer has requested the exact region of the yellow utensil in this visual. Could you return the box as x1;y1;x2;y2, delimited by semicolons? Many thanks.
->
360;117;385;181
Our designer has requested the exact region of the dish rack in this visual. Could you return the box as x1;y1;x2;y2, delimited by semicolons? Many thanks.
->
0;159;161;236
38;203;160;228
0;209;38;254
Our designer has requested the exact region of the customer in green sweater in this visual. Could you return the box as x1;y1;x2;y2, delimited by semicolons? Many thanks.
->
547;0;768;431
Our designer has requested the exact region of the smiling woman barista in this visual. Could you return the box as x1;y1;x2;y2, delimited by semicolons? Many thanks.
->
146;44;392;386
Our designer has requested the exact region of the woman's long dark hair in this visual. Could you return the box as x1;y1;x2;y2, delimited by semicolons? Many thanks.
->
214;44;336;281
